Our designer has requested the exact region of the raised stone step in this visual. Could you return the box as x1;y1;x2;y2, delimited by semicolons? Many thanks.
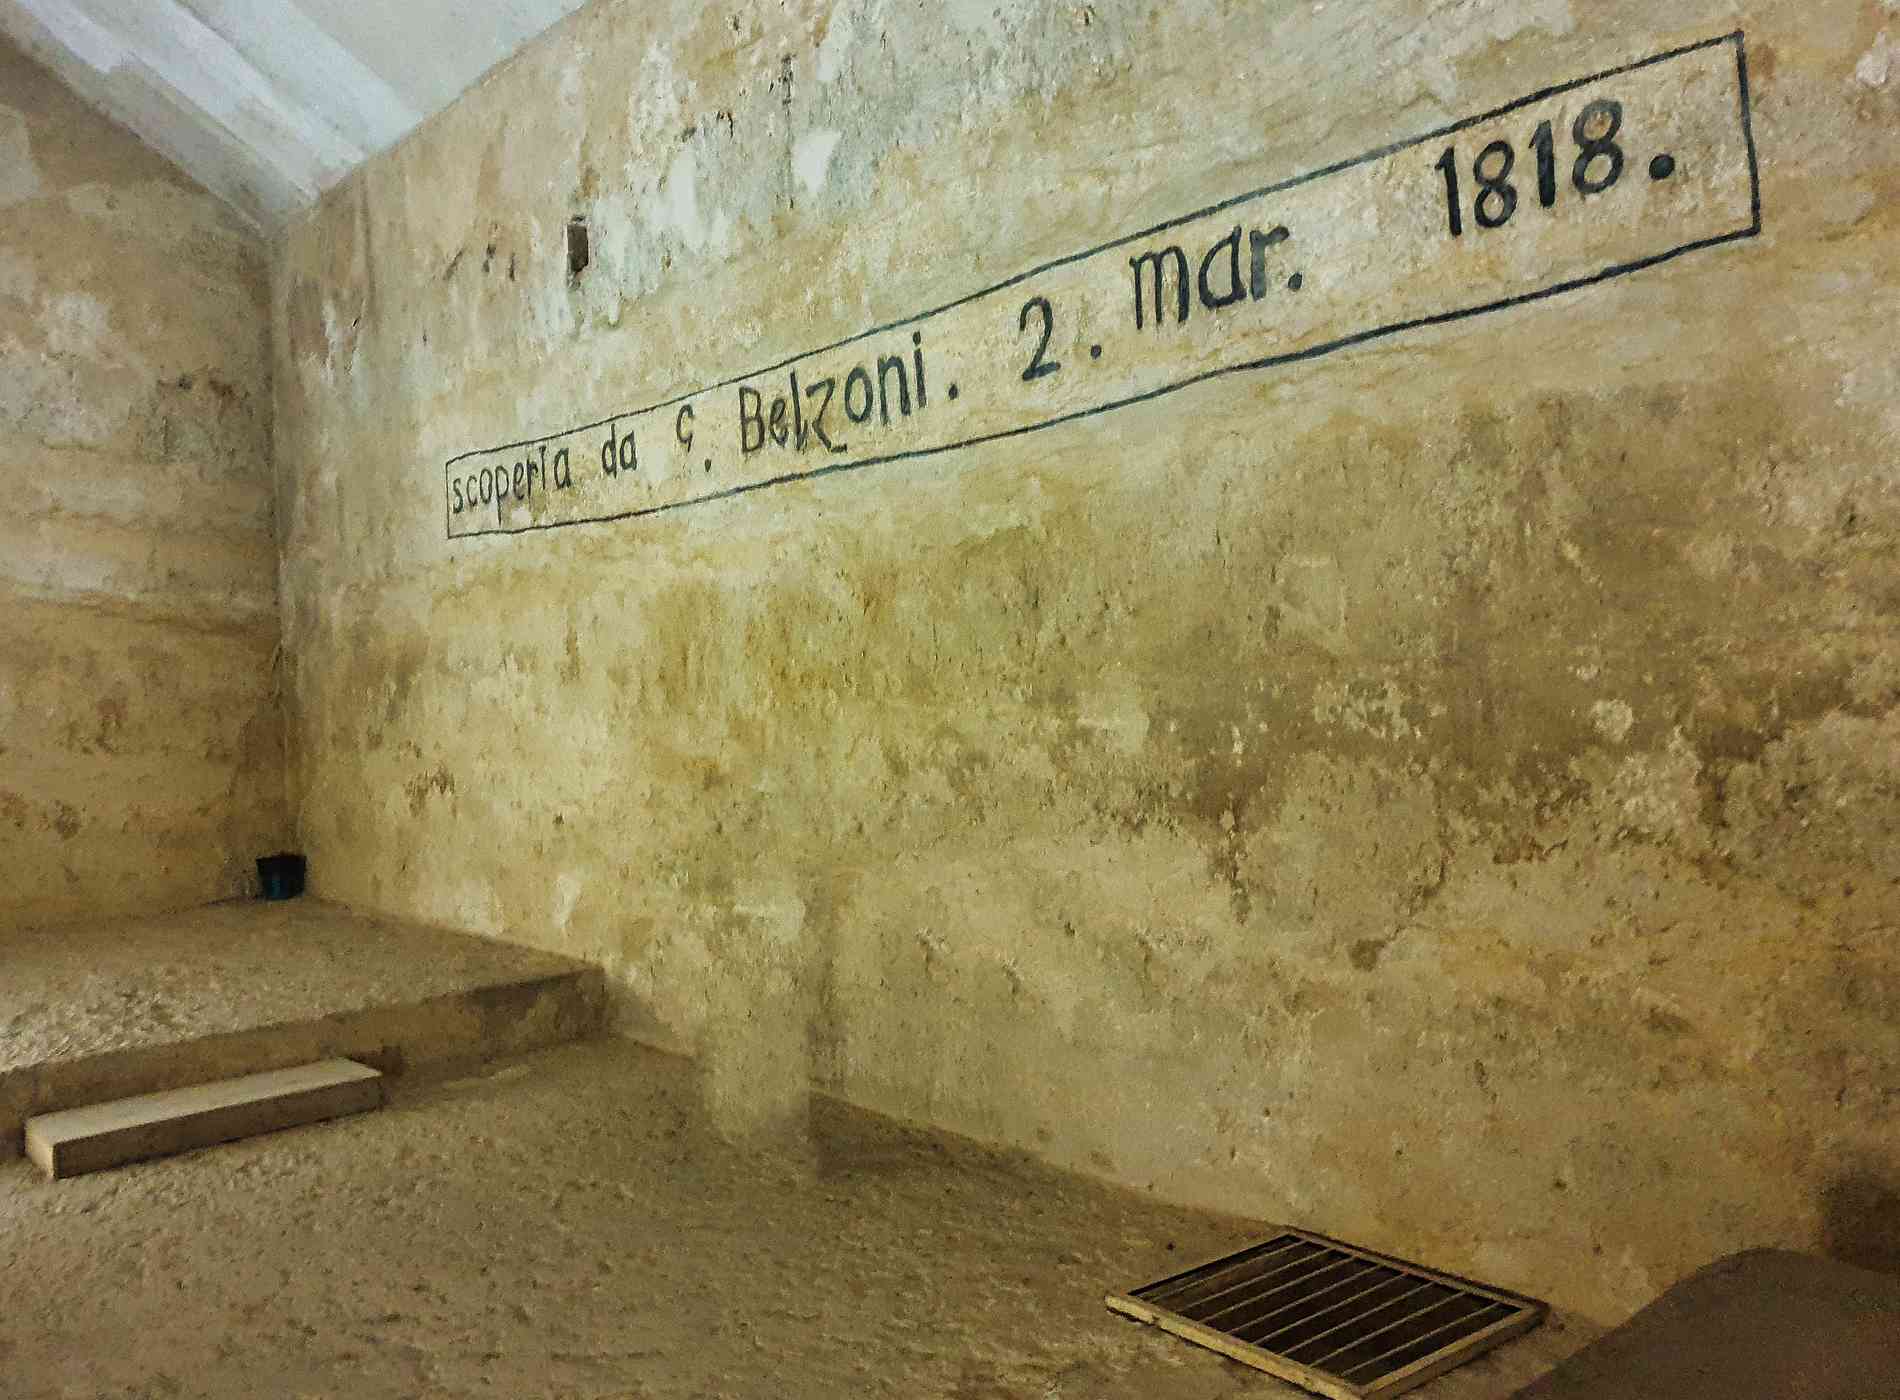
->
2;900;605;1160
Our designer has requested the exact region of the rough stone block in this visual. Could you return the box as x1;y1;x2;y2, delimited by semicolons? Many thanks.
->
24;1059;384;1179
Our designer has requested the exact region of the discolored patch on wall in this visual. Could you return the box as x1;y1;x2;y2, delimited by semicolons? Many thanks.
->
403;766;457;817
1821;1173;1900;1276
0;105;41;207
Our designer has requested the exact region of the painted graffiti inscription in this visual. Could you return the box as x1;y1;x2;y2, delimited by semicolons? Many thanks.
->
444;32;1761;540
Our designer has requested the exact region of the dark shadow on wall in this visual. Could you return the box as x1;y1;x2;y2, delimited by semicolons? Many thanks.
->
1820;1172;1900;1276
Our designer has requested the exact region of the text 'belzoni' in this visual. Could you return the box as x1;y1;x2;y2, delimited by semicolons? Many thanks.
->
443;31;1760;539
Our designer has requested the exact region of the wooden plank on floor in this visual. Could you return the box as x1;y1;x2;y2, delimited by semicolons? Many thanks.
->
24;1059;384;1179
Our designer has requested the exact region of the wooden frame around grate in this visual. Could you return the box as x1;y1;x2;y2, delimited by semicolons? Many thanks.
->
1106;1227;1547;1399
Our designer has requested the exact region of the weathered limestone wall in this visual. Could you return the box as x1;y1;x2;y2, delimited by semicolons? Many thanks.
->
1;38;285;926
274;0;1900;1318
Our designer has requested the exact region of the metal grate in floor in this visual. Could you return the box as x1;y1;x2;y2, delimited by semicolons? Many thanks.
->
1106;1227;1547;1399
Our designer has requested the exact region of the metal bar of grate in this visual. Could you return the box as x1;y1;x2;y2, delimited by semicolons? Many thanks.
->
1303;1291;1471;1371
1158;1242;1333;1317
1243;1273;1428;1351
1193;1252;1368;1328
1271;1277;1440;1357
1138;1235;1309;1308
1340;1299;1510;1382
1345;1291;1520;1382
1140;1230;1322;1299
1106;1226;1547;1400
1207;1258;1390;1335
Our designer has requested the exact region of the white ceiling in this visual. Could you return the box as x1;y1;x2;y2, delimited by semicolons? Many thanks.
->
0;0;591;232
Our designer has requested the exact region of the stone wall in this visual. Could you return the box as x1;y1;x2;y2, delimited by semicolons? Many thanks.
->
0;37;285;926
273;0;1900;1318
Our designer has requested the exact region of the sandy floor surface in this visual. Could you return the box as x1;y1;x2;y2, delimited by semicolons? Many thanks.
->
0;1037;1596;1399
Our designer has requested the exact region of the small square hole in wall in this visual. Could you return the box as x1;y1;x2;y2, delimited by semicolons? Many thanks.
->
566;217;589;284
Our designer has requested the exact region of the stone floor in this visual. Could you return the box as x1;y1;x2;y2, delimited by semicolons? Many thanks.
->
0;1037;1598;1399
